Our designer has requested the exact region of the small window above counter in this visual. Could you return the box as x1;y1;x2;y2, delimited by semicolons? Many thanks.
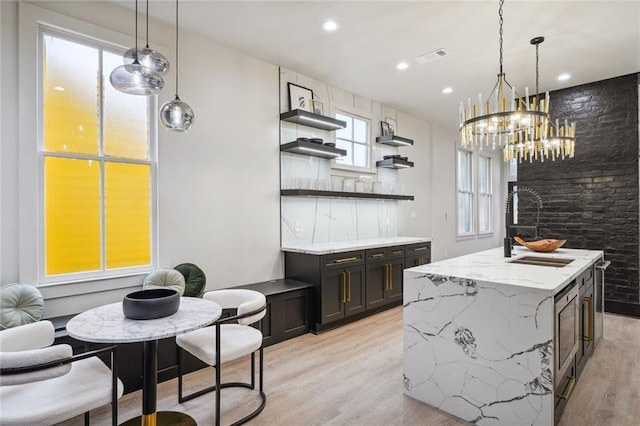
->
280;109;347;131
375;135;414;147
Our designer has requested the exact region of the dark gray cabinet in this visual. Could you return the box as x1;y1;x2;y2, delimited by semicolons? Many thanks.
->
576;265;595;378
405;242;431;268
365;247;405;310
285;241;431;332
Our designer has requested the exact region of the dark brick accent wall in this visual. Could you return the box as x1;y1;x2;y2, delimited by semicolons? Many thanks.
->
518;73;640;313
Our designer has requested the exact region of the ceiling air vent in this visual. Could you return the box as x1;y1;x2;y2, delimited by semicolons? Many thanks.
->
414;49;448;64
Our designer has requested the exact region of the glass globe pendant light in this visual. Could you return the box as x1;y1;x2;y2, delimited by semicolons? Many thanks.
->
160;0;194;131
110;0;164;95
123;0;170;76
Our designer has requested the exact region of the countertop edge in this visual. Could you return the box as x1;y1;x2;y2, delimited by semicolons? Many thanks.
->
281;237;432;255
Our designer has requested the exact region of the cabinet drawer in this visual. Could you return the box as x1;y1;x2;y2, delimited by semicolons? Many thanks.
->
387;246;405;259
322;251;365;269
366;248;387;262
405;242;431;255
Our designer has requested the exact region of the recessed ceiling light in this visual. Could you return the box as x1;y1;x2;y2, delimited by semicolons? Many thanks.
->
558;73;571;81
442;87;453;94
396;62;409;70
323;21;338;32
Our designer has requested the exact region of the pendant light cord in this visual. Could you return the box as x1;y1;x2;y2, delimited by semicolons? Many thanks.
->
134;0;139;62
498;0;504;75
174;0;179;98
535;42;540;96
145;0;149;48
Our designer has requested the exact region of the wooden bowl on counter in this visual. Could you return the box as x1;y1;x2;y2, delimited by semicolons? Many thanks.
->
514;236;567;253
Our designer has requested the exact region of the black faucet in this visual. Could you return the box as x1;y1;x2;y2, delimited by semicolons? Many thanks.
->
504;187;543;257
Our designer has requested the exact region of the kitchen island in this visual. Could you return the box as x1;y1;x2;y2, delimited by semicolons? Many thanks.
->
403;246;604;425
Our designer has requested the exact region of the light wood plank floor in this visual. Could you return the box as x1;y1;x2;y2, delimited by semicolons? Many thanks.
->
64;307;639;426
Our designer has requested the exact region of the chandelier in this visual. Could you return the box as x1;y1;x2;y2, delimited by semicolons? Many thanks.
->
458;0;576;162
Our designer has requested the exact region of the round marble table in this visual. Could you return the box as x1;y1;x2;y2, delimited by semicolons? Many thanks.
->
67;297;222;426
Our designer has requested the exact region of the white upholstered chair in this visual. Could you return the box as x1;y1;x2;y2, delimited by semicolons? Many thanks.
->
0;321;123;425
176;289;267;426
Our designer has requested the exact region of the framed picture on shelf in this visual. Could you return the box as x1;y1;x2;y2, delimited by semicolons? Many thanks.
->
385;118;397;135
381;121;391;136
287;82;314;112
311;99;324;115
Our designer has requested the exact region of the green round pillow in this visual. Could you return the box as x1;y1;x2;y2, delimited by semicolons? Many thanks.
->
0;284;44;330
174;263;206;297
143;269;186;296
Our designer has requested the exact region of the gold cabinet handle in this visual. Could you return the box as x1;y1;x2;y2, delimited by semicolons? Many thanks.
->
384;264;389;291
413;247;427;252
582;296;593;342
371;253;385;259
392;250;403;255
556;376;576;400
341;271;347;303
419;256;423;266
346;271;351;302
389;264;393;290
335;256;358;264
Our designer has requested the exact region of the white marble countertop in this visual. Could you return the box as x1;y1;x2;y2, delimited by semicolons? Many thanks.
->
281;236;432;255
66;297;222;344
405;246;603;294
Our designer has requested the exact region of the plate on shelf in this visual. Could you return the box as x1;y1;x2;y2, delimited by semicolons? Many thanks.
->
310;138;323;144
296;137;310;142
383;154;402;160
323;142;336;147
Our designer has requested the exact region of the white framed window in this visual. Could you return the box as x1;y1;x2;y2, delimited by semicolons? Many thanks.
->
333;110;372;172
19;4;158;288
456;149;474;237
478;155;493;234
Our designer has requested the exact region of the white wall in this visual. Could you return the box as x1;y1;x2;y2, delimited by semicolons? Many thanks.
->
429;123;504;261
2;1;281;317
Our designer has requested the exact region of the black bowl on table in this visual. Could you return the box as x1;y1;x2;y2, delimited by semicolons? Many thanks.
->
310;138;323;144
296;137;310;143
324;142;336;147
383;154;402;160
123;288;180;320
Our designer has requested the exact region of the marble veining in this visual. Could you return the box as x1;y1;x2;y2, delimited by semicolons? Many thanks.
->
408;246;603;294
403;270;555;425
66;297;222;343
281;236;431;254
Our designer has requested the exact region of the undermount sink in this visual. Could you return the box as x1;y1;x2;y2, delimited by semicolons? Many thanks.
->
509;256;574;267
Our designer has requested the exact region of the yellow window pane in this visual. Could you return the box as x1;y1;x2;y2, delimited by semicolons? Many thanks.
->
105;163;151;268
103;51;150;160
45;157;101;275
43;35;99;155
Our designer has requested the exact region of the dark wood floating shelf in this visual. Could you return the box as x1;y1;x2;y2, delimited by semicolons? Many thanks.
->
281;189;414;201
375;135;414;147
376;158;415;169
280;109;347;131
280;140;347;159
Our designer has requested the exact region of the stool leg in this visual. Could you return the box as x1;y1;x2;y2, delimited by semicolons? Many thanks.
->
215;323;221;426
250;352;255;389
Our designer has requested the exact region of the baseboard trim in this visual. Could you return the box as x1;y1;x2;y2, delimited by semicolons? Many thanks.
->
605;300;640;318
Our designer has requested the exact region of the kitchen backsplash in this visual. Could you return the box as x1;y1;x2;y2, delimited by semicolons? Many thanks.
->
280;67;410;247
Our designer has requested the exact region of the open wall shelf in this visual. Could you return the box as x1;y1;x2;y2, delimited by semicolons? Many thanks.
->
281;189;414;201
376;158;414;169
375;135;414;147
280;140;346;159
280;109;347;131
